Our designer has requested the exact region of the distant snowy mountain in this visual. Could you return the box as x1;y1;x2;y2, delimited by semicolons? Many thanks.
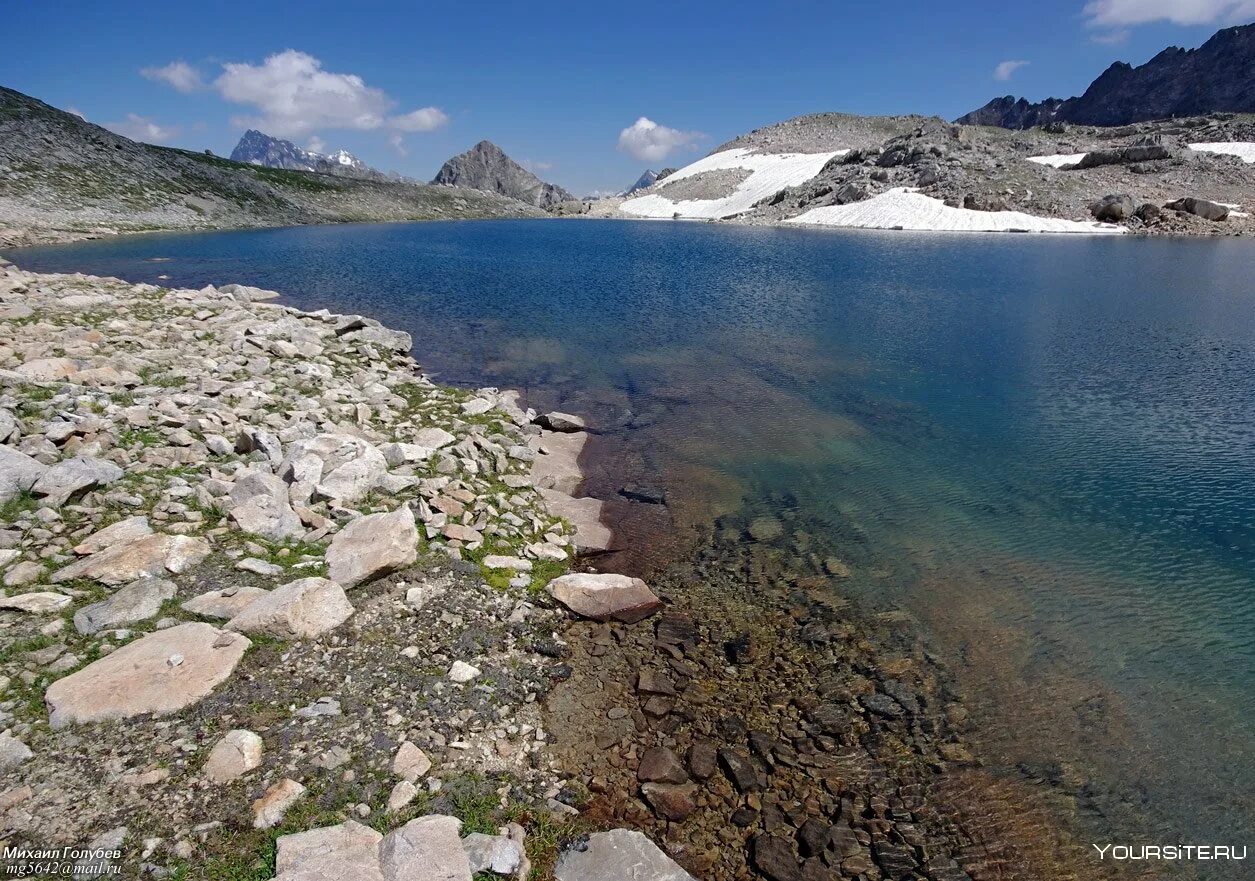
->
623;169;659;195
229;130;381;180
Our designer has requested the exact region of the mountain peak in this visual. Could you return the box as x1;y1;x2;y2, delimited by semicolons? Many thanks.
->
432;141;574;209
957;21;1255;128
229;130;377;179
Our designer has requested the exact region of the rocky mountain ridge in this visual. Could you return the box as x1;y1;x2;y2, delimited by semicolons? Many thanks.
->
595;109;1255;236
432;141;575;209
959;23;1255;128
229;129;387;181
0;87;542;248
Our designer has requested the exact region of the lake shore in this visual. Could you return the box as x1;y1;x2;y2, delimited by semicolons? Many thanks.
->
0;259;657;879
0;257;1125;881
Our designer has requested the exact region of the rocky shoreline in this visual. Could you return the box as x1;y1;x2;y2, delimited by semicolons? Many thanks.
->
0;257;1149;881
0;258;706;880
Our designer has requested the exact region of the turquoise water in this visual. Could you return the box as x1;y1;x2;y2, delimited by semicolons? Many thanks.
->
10;219;1255;855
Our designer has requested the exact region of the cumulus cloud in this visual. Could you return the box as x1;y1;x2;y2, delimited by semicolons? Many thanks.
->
141;60;203;93
390;107;449;132
994;59;1029;81
104;113;179;144
387;133;407;156
1083;0;1255;29
212;50;448;139
617;117;702;162
306;135;326;154
66;107;86;120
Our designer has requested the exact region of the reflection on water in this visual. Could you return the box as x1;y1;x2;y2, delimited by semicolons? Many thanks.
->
11;218;1255;865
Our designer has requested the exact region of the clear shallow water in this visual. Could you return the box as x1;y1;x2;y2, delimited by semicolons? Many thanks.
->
11;219;1255;855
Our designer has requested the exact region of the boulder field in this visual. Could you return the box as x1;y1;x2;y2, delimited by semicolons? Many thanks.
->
0;258;688;879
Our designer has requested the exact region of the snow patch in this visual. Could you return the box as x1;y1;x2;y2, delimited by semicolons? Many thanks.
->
1026;153;1088;168
1187;142;1255;163
786;188;1126;235
620;148;845;220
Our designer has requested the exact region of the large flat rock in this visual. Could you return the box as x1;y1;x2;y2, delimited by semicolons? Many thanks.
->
547;573;661;623
51;533;210;586
378;815;470;881
555;829;696;881
44;623;250;728
276;820;384;881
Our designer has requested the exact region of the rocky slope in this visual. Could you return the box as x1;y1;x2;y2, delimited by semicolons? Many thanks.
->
229;129;390;182
0;87;543;248
599;109;1255;236
959;23;1255;128
433;141;575;209
0;255;717;879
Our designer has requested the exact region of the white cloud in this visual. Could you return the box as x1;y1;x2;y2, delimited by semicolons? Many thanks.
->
66;107;86;120
994;59;1029;81
104;113;180;144
521;159;554;172
306;136;326;154
390;107;449;132
387;133;407;156
1082;0;1255;28
617;117;702;162
212;50;448;139
141;61;203;93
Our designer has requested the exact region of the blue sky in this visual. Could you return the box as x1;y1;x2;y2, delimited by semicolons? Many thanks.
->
4;0;1251;194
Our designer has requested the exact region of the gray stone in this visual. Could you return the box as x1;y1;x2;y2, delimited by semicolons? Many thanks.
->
0;591;72;613
30;456;123;505
280;434;387;504
1164;197;1230;221
1089;194;1136;223
276;820;385;881
181;585;270;620
326;506;417;588
555;829;696;881
73;576;176;634
73;516;152;555
51;533;210;586
0;446;48;503
230;468;303;541
547;573;661;623
226;577;353;639
462;833;524;875
378;815;470;881
0;732;33;770
535;411;586;432
203;729;264;783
